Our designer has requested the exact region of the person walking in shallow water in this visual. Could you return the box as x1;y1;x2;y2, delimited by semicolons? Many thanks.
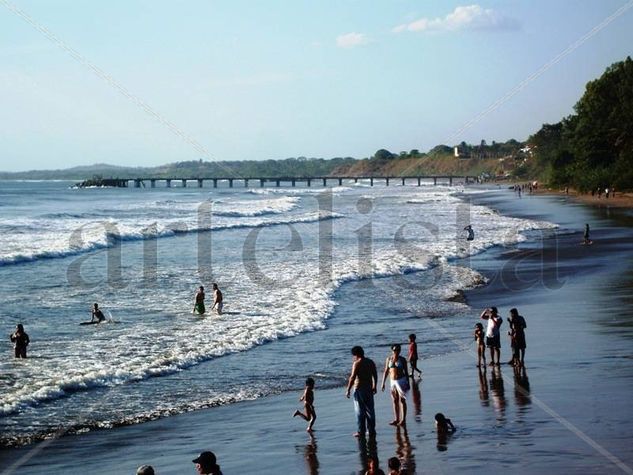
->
193;286;206;314
10;324;29;358
407;334;422;379
464;225;475;241
346;346;378;438
212;283;223;315
381;344;410;427
293;377;317;431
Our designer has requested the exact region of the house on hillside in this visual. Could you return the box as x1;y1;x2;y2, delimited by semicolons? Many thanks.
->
454;144;471;159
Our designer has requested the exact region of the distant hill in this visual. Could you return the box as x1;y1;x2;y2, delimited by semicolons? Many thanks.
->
0;142;526;181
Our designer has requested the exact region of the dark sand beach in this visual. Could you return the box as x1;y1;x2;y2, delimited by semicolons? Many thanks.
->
2;190;633;474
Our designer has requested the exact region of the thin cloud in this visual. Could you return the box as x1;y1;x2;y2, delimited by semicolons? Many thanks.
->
393;4;520;33
336;32;370;48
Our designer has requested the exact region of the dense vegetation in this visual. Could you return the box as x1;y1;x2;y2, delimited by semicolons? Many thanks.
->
520;57;633;191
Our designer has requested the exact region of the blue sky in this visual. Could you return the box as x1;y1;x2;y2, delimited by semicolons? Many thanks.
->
0;0;632;171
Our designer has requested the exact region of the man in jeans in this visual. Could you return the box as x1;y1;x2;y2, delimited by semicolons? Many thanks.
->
345;346;378;438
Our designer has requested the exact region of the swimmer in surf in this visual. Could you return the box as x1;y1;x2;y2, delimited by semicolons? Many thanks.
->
212;283;223;315
91;303;106;323
193;286;206;314
464;225;475;241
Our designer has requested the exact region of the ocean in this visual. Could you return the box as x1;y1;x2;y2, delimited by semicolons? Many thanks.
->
0;180;556;446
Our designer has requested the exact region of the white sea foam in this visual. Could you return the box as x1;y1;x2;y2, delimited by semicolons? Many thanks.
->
0;198;324;266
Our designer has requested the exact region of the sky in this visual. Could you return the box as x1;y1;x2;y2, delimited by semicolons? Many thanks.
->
0;0;632;171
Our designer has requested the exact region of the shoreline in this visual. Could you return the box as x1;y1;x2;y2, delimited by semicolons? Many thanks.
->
513;182;633;209
2;189;633;474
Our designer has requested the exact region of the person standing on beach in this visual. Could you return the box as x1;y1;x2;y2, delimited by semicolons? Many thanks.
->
407;334;422;378
508;308;527;367
10;324;29;358
293;377;317;431
480;307;502;366
381;344;410;426
346;346;378;438
474;323;486;367
193;286;206;314
583;223;592;245
212;283;223;315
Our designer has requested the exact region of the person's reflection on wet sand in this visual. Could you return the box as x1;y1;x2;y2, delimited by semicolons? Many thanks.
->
303;433;319;475
357;434;379;475
395;426;415;474
410;378;422;419
490;366;506;422
513;365;531;408
477;366;489;407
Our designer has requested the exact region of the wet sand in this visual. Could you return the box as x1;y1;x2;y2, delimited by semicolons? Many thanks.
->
1;190;633;474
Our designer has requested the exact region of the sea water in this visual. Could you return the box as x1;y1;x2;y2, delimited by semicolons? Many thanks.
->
0;180;555;445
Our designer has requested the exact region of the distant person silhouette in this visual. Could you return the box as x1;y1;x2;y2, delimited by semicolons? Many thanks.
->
10;324;30;358
464;225;475;241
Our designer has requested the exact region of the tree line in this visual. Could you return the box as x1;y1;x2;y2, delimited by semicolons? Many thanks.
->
518;57;633;191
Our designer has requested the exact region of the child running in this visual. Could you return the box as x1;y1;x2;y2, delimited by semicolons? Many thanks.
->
407;334;422;379
474;323;486;367
293;377;316;432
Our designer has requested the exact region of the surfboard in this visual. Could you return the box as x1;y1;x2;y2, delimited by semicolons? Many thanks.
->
79;321;101;326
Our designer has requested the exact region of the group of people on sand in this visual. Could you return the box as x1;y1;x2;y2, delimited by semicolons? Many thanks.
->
193;283;223;315
288;307;528;474
289;333;451;474
476;307;527;368
590;186;616;199
135;450;222;475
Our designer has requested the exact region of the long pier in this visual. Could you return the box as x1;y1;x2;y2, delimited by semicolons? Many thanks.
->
77;175;479;188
